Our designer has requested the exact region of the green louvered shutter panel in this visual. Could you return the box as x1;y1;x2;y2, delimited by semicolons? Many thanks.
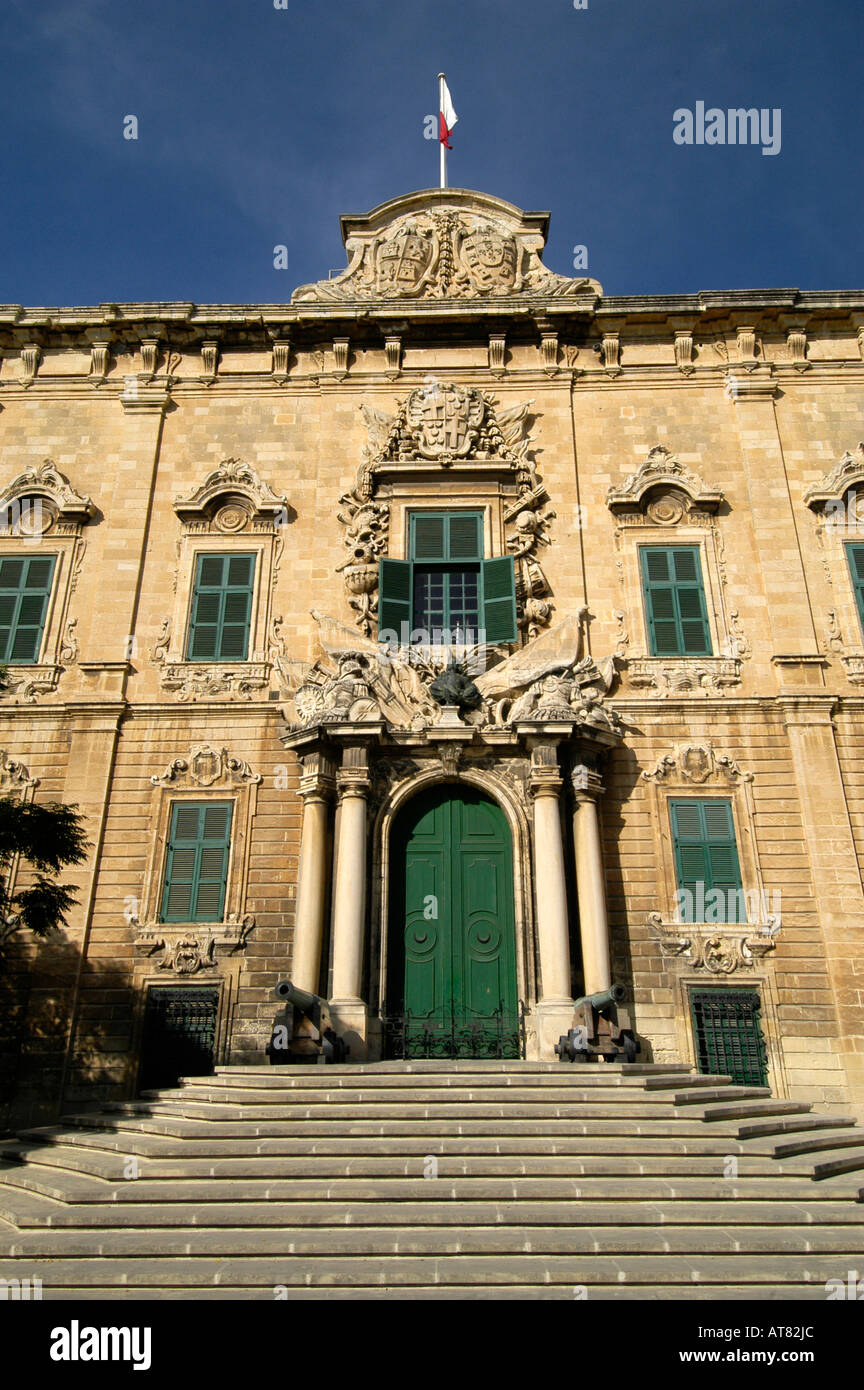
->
411;514;447;561
847;544;864;637
641;546;711;656
187;554;254;661
482;556;517;644
447;513;482;561
378;559;412;644
670;799;745;924
160;801;233;923
0;555;56;664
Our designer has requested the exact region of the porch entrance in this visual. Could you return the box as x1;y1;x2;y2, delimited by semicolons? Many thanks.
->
387;785;520;1058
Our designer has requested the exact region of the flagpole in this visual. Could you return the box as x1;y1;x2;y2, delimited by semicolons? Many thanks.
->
438;72;446;188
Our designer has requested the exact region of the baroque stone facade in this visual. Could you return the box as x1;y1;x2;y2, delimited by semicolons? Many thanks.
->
0;187;863;1125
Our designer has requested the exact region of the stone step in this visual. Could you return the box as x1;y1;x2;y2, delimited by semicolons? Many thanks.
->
698;1100;814;1122
32;1283;838;1301
139;1085;702;1107
60;1112;758;1139
2;1222;861;1259
211;1062;691;1077
101;1100;762;1122
812;1150;864;1179
4;1195;862;1231
17;1126;832;1160
198;1068;694;1090
737;1114;857;1140
771;1129;864;1159
0;1251;854;1288
0;1141;836;1181
2;1164;860;1203
672;1087;772;1106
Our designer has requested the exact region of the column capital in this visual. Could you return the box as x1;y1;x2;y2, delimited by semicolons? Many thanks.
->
337;769;370;799
571;764;604;799
298;748;337;799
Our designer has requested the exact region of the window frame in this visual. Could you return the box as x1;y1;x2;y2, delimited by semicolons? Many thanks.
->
639;544;713;658
159;799;234;924
185;552;257;663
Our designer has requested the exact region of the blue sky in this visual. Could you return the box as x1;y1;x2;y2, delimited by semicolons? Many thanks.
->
0;0;860;305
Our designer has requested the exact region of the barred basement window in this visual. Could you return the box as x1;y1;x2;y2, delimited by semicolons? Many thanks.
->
0;555;57;663
379;511;517;646
689;988;768;1087
639;545;712;657
159;801;233;923
139;986;219;1092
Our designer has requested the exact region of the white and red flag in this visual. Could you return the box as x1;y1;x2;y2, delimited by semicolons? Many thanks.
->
439;77;458;149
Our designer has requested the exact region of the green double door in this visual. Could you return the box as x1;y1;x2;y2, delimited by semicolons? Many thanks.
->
389;786;519;1058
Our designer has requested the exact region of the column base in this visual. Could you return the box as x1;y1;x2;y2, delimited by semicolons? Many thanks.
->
533;998;576;1061
328;999;368;1062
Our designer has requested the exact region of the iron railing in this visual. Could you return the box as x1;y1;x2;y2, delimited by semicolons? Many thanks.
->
382;1002;525;1061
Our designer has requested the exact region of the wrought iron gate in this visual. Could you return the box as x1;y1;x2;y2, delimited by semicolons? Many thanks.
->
382;1002;525;1060
689;988;768;1088
138;986;219;1093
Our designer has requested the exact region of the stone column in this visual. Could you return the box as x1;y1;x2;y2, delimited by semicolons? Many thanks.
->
329;746;371;1057
529;740;574;1055
571;765;613;997
291;753;335;995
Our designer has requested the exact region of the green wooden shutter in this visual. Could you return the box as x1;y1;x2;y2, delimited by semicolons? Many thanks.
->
447;513;482;561
482;556;518;644
670;799;745;923
187;554;254;662
0;555;56;664
160;801;233;923
640;546;712;657
847;544;864;637
378;559;412;644
409;512;482;562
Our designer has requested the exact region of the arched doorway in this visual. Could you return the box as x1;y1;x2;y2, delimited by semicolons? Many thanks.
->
387;784;520;1058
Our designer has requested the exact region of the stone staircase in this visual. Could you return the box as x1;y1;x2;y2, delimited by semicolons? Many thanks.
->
1;1061;863;1299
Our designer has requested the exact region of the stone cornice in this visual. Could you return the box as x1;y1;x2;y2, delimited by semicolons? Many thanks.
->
0;290;862;341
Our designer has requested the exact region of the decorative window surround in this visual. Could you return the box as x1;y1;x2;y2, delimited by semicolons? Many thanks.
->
338;387;554;642
640;741;780;973
153;458;291;700
608;446;747;697
130;744;261;973
0;460;94;703
805;444;864;684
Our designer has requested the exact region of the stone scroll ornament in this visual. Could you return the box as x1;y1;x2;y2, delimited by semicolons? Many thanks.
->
292;208;601;304
337;384;555;638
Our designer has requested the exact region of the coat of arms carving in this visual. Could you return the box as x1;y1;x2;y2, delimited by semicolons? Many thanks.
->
404;382;486;461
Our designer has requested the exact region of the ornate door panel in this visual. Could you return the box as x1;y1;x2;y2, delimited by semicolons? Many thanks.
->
390;787;518;1057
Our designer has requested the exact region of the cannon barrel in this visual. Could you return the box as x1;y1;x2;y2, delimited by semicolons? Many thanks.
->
274;980;320;1012
574;984;626;1010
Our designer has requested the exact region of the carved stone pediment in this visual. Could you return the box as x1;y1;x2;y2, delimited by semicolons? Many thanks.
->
606;446;724;518
133;916;255;972
291;190;602;305
150;744;262;788
641;741;753;785
0;459;95;535
647;914;780;973
173;458;289;530
804;443;864;512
